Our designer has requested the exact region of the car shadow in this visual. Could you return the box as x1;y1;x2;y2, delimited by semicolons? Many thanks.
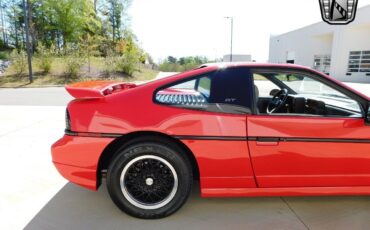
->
24;181;305;230
24;181;370;230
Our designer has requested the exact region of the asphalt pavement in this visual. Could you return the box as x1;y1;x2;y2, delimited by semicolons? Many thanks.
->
1;79;370;230
0;87;72;106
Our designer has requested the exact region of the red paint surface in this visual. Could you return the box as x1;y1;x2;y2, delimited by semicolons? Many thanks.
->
65;81;137;98
51;63;370;196
51;135;113;189
247;115;370;187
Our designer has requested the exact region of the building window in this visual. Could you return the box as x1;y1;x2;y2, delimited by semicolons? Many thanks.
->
313;55;331;74
348;51;370;73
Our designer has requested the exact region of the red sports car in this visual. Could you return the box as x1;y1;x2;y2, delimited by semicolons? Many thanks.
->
52;63;370;219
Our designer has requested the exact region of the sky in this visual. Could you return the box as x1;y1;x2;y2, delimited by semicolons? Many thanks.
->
129;0;370;63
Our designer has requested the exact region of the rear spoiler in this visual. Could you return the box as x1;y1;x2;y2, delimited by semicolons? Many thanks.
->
65;81;137;99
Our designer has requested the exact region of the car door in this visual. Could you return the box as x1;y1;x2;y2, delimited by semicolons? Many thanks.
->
154;66;257;190
248;68;370;188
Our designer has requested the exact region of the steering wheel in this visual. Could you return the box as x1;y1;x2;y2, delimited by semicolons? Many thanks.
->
267;88;289;114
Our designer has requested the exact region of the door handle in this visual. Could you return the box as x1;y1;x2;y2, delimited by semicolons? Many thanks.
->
256;137;279;146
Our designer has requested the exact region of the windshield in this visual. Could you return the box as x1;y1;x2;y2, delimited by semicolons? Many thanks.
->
277;74;345;98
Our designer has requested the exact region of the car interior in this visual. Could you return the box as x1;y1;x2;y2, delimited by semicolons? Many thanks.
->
254;72;363;117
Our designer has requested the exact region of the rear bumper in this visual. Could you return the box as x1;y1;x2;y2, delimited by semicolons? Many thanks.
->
53;162;98;190
51;135;114;190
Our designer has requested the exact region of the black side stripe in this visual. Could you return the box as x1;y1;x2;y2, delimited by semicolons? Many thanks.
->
248;136;370;143
173;135;246;141
175;136;370;143
65;130;121;138
281;137;370;143
64;130;370;143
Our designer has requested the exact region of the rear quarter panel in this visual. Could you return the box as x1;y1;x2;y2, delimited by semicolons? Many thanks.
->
67;67;256;190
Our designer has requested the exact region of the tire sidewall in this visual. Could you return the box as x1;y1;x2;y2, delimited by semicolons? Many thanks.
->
107;142;192;219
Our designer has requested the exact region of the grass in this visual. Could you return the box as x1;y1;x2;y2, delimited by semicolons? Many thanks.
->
0;57;159;88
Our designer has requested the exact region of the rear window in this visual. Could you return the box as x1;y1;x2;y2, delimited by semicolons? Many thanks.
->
154;67;253;114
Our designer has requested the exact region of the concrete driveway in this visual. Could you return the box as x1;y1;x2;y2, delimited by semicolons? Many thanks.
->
1;81;370;230
0;106;66;230
24;182;370;230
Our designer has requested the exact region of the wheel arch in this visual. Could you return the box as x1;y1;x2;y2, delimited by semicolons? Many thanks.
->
97;131;200;188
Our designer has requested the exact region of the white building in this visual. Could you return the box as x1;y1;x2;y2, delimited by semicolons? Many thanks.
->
269;5;370;83
223;54;252;62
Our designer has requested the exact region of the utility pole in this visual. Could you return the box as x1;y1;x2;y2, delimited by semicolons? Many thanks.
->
0;0;5;44
225;16;233;62
22;0;33;83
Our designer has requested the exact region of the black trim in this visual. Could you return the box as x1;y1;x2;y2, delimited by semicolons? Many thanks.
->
100;133;122;138
170;103;252;115
65;129;78;136
256;137;279;142
173;135;246;141
64;130;370;143
282;137;370;143
249;136;370;143
65;130;121;138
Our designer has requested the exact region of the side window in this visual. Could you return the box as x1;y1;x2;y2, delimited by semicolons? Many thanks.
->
253;73;280;97
155;68;253;114
197;76;211;98
253;71;362;117
155;75;211;106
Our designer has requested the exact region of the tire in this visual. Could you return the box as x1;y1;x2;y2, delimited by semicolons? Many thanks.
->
106;141;193;219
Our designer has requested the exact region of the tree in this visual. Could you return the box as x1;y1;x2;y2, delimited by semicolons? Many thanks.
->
94;0;98;13
38;0;100;50
107;0;122;41
101;0;131;42
36;42;54;74
167;56;177;64
23;0;33;82
0;0;149;80
115;30;144;76
80;33;99;73
159;56;209;72
145;53;154;65
0;0;7;45
7;1;22;49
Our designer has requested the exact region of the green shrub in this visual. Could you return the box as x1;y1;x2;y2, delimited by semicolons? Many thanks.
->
36;43;54;74
0;51;8;60
114;31;143;76
10;50;27;77
39;57;52;74
63;45;85;78
115;53;138;76
103;50;118;77
64;55;85;78
158;61;184;72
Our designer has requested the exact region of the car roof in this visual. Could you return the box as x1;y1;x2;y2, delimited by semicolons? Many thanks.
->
138;62;370;102
198;62;370;101
199;62;313;71
143;62;315;91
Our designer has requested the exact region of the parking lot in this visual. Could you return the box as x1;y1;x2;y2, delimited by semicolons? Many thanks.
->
1;82;370;230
